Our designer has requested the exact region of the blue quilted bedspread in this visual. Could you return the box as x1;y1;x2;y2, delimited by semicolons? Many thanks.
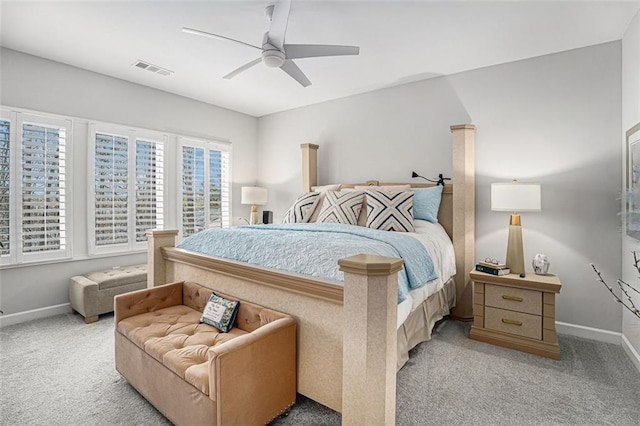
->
177;223;437;304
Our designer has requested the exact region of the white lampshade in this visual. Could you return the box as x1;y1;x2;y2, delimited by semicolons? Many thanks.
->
491;182;541;212
241;186;268;206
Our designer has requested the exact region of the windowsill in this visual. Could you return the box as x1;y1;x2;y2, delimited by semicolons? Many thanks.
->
0;249;148;270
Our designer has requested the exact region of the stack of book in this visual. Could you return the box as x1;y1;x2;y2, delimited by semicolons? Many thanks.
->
475;260;510;276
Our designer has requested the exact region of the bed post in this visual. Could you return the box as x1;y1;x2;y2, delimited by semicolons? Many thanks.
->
339;254;403;426
301;143;319;192
146;229;178;287
450;124;475;321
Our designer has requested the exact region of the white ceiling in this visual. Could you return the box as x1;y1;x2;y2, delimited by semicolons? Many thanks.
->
1;0;639;117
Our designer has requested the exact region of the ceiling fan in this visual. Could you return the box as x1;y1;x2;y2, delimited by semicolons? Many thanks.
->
182;0;359;87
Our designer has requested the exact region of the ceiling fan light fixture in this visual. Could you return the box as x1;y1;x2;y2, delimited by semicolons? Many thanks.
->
262;50;285;68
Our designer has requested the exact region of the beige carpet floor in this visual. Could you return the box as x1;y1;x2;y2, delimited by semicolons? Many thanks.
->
1;313;639;425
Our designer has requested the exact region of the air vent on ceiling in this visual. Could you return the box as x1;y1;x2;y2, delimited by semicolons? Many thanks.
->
132;60;173;76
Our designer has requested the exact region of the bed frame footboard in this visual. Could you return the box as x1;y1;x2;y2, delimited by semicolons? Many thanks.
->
147;230;402;424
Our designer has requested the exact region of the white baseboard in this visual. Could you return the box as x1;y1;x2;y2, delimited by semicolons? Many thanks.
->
622;334;640;373
555;321;622;345
0;303;71;328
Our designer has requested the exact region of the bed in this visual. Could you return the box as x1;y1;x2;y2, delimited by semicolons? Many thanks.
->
146;124;475;424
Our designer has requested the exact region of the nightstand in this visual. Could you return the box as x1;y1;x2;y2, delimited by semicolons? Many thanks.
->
469;270;562;359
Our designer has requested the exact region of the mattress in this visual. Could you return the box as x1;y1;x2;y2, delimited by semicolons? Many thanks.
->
177;220;456;330
396;219;456;328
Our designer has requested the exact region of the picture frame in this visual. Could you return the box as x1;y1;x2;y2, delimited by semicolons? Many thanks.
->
626;122;640;240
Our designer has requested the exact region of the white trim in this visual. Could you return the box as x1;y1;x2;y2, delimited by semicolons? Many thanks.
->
622;334;640;373
556;321;622;345
0;303;71;328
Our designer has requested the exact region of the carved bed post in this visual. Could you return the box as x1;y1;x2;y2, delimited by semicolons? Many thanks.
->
339;254;403;426
301;143;319;192
146;229;178;287
450;124;476;320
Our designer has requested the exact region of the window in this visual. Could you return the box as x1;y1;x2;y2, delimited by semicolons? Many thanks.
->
1;111;72;265
179;139;230;237
0;106;232;266
0;116;10;258
89;124;165;254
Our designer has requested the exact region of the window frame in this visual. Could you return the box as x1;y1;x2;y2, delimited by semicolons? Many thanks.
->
1;109;73;265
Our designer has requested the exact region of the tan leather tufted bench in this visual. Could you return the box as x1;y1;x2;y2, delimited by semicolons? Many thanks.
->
69;264;147;323
114;281;296;426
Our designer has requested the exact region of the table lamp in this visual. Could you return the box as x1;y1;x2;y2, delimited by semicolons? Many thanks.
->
241;186;268;225
491;180;541;275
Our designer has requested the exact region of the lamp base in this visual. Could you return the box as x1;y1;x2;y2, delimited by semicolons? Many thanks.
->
506;223;525;275
249;205;258;225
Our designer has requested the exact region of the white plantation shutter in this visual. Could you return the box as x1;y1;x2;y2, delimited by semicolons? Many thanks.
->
0;118;10;257
181;145;205;237
0;111;72;265
209;148;230;227
135;139;164;242
94;132;129;247
89;125;166;254
20;121;69;258
180;139;231;238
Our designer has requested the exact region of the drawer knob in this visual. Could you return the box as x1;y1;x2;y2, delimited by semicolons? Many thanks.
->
502;295;523;302
501;318;523;326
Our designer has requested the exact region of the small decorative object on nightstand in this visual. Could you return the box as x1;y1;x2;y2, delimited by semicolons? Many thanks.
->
532;253;550;275
469;269;562;359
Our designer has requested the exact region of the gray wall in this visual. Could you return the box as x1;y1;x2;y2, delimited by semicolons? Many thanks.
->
0;48;259;317
0;41;628;335
622;11;640;355
258;42;623;332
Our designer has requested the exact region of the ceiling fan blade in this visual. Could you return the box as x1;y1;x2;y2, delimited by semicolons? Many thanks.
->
182;27;261;51
223;58;263;79
280;60;311;87
267;0;291;50
284;44;360;60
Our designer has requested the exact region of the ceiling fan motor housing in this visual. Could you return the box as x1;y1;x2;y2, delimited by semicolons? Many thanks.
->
262;48;285;68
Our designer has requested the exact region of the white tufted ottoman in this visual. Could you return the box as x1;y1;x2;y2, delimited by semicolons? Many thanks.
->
69;264;147;323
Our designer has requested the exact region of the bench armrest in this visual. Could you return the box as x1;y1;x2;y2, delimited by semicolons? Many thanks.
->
114;281;184;324
208;317;297;424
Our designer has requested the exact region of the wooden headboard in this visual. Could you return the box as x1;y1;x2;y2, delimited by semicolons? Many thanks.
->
339;181;453;239
300;125;475;320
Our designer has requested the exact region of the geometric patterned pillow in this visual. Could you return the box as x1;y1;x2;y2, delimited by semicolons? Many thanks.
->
282;192;320;223
316;190;364;225
354;184;411;226
366;190;415;232
200;293;240;333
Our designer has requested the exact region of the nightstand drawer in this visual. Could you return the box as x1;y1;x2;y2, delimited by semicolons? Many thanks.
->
485;284;542;315
485;307;542;340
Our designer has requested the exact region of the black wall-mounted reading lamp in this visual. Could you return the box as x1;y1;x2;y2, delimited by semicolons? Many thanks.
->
411;171;451;186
